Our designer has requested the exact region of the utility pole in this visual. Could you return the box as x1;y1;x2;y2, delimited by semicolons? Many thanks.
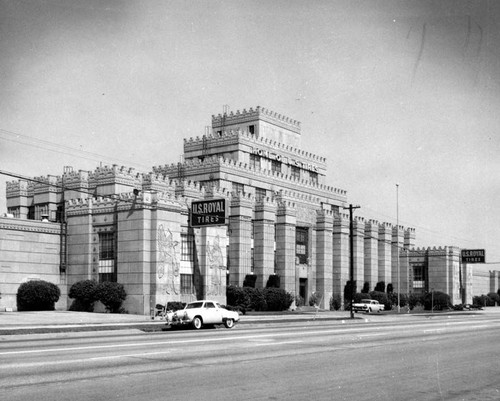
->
396;184;400;313
343;204;360;319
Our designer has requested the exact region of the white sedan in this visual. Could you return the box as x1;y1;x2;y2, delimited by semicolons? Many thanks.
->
167;300;240;329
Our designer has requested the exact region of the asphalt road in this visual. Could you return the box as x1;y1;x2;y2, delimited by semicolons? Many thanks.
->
1;314;499;401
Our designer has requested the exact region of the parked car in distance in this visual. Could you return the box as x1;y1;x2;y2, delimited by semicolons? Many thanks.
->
463;304;483;311
352;299;384;314
166;300;240;329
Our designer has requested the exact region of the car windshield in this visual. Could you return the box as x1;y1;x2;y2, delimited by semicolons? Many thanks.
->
186;302;204;309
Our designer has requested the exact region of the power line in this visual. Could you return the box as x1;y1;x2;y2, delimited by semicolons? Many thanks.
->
0;128;151;171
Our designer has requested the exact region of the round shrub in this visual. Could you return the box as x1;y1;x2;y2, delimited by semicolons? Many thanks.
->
353;292;371;303
369;291;390;310
330;294;341;311
424;291;450;310
17;280;61;311
68;280;98;312
166;301;185;311
263;287;293;311
487;292;499;305
244;287;267;311
95;282;127;313
227;285;251;312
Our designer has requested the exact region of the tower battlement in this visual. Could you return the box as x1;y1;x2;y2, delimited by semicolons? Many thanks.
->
184;130;326;164
212;106;301;134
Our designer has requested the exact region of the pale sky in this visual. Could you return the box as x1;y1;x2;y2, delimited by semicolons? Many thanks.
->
1;0;499;273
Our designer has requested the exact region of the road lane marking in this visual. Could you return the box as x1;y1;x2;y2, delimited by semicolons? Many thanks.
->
0;350;175;369
1;321;498;356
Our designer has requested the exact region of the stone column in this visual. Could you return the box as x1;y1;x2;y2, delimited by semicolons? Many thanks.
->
364;219;379;291
353;216;365;289
378;223;392;288
228;194;253;287
391;225;405;293
198;225;229;304
254;198;276;288
333;213;349;302
316;210;333;309
275;200;296;296
66;198;94;285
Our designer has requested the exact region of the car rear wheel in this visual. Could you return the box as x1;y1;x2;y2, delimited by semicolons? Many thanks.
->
224;318;234;329
192;316;203;329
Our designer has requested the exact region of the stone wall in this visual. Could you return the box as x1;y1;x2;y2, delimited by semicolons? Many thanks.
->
0;216;66;311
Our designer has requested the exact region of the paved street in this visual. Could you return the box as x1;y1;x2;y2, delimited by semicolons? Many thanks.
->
1;311;499;401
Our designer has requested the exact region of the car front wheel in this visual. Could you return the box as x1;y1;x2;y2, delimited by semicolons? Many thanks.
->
192;316;203;329
224;318;234;329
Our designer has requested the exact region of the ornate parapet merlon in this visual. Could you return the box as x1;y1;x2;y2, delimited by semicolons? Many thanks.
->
212;106;301;134
6;179;30;198
90;164;143;187
204;184;231;200
33;175;62;194
255;196;277;212
276;202;296;218
230;191;254;204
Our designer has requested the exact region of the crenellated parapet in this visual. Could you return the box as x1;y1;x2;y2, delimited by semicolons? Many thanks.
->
212;106;301;134
33;175;62;195
90;164;143;188
157;156;345;203
411;245;459;255
6;180;31;198
173;179;204;200
63;169;89;186
204;184;232;201
141;172;175;195
183;129;327;165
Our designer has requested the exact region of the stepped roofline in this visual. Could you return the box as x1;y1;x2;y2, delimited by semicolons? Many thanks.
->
212;106;301;134
184;129;326;164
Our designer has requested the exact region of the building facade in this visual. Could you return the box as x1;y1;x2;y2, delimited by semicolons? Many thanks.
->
1;106;498;313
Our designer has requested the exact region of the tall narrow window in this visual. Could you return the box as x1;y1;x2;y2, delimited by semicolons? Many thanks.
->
233;182;244;194
180;274;194;294
271;160;282;174
250;154;261;170
295;227;309;264
99;232;116;282
249;125;255;135
255;187;266;201
181;233;194;262
310;171;318;184
291;165;300;180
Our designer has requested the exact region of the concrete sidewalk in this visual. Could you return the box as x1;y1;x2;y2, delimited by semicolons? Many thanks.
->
0;307;492;336
0;309;378;335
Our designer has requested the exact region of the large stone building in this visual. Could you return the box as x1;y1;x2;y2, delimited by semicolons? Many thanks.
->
1;106;498;313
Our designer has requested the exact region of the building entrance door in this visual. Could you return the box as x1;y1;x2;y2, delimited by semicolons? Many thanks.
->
299;278;307;303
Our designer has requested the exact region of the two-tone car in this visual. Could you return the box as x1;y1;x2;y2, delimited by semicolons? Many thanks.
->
352;299;384;314
167;300;240;329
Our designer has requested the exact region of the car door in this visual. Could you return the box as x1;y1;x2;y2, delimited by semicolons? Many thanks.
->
203;301;222;324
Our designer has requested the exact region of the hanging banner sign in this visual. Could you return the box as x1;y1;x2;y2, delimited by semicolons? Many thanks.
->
190;199;227;227
461;249;485;264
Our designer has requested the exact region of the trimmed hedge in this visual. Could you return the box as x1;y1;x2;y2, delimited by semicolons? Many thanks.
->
17;280;61;311
423;291;450;310
226;285;293;312
69;280;99;312
69;280;127;313
95;282;127;313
